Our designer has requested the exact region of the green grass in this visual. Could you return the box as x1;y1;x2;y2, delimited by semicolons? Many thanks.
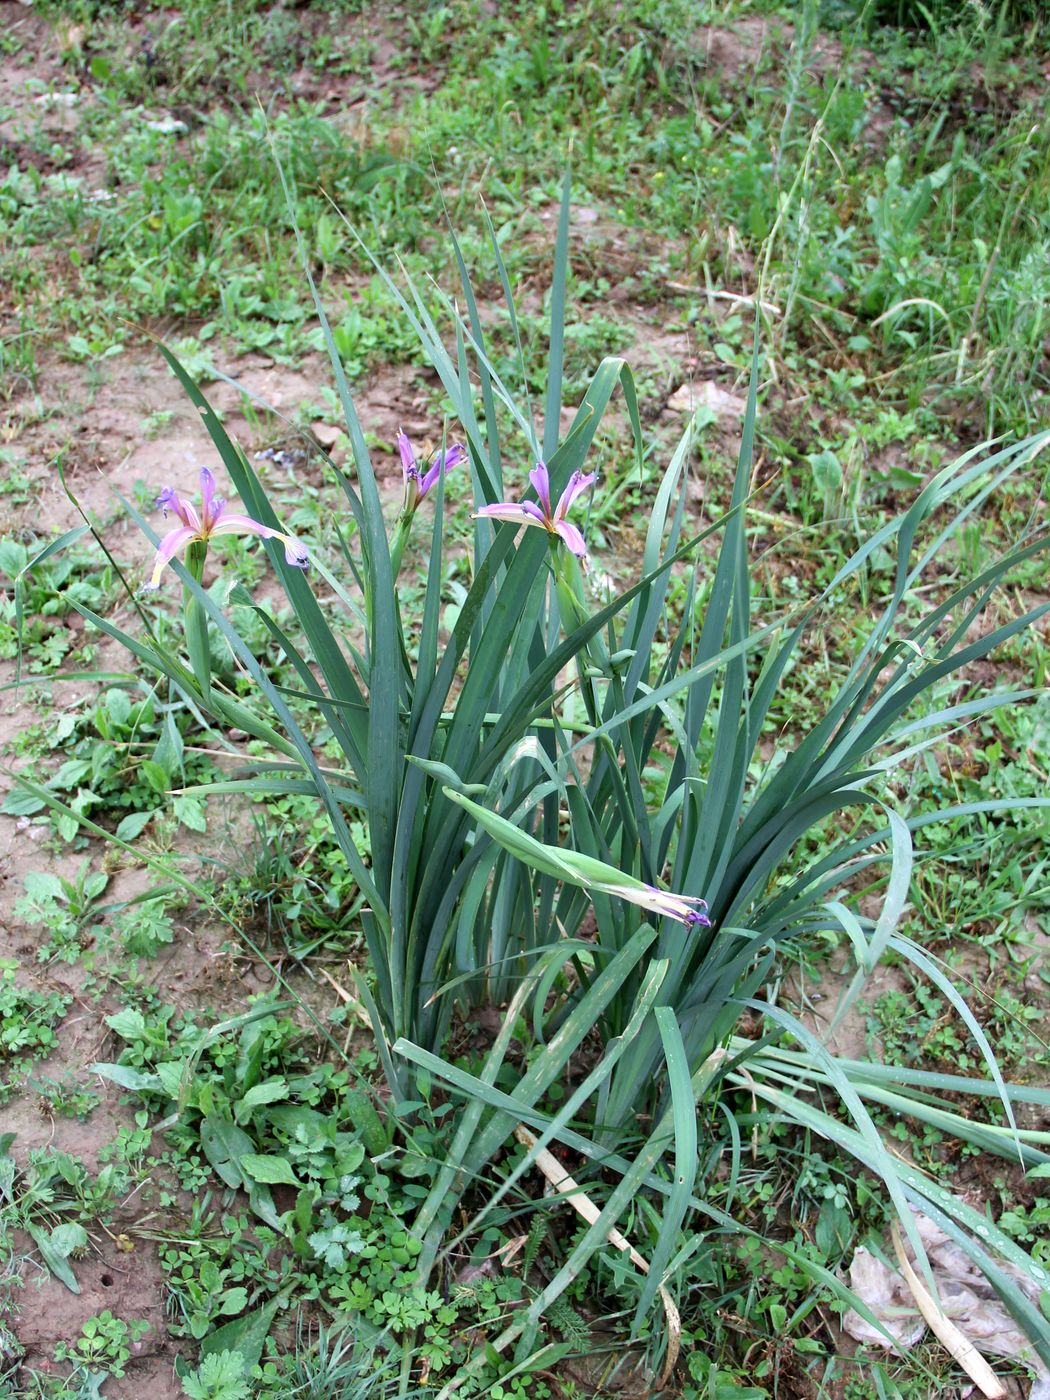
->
3;0;1049;435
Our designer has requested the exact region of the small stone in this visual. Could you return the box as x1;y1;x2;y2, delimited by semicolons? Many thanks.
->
666;380;746;418
311;421;342;449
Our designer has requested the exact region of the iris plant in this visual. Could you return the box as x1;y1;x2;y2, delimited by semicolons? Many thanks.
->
145;467;308;590
79;188;1050;1378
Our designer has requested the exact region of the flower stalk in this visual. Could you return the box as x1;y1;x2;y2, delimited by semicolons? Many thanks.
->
184;539;211;698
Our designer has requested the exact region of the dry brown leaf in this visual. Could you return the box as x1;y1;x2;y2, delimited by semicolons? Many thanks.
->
890;1221;1006;1400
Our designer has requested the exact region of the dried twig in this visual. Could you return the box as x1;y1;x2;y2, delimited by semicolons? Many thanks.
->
515;1125;681;1389
665;281;782;316
890;1221;1006;1400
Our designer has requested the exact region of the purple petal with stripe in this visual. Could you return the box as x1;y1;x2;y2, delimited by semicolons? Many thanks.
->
280;537;310;569
529;461;552;518
555;470;596;519
553;519;588;557
208;513;309;568
474;502;548;527
199;467;222;530
156;486;200;531
398;431;418;482
419;443;466;497
145;524;197;589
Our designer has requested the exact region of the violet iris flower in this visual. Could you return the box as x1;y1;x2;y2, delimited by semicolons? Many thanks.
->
597;884;713;928
474;460;595;558
144;467;308;590
399;430;466;512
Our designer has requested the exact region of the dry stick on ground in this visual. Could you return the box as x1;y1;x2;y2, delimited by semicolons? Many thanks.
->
514;1124;681;1389
889;1221;1006;1400
664;283;783;316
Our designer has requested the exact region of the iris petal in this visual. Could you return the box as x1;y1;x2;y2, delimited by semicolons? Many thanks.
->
594;882;709;925
144;525;197;589
553;519;588;557
555;470;596;520
156;486;200;531
199;467;220;530
279;535;310;569
419;444;467;497
207;513;309;568
398;431;418;482
475;502;548;527
529;461;552;518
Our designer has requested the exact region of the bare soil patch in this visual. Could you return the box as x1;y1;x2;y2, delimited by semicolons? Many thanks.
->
3;348;441;542
11;1245;183;1400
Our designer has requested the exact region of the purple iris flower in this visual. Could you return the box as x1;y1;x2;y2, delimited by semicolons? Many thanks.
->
685;901;713;928
144;467;308;590
399;430;466;512
596;884;712;928
474;460;595;559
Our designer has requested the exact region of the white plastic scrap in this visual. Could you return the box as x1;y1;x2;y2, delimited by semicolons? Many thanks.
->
843;1212;1050;1399
844;1246;925;1348
144;116;188;134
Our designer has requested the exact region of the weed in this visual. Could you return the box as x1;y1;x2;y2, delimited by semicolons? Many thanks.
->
0;538;114;673
216;800;369;956
0;963;71;1095
13;862;109;963
30;1074;102;1122
53;1310;149;1381
2;687;215;843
